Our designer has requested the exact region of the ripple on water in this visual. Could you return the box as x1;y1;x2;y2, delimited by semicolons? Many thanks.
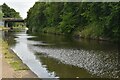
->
30;45;119;78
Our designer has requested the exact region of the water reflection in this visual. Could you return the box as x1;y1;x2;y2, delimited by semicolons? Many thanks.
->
2;30;17;46
30;45;119;78
35;53;95;78
3;30;120;78
28;32;119;78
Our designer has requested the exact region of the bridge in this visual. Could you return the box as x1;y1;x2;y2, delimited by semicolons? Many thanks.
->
2;18;24;27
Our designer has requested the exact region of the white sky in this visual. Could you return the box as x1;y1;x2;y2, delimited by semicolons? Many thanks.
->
0;0;119;19
0;0;38;19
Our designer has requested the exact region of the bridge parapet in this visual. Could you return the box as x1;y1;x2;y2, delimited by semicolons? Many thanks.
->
3;18;23;20
2;18;24;27
3;18;24;22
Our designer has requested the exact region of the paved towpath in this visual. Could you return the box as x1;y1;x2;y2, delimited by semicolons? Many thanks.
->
0;46;37;79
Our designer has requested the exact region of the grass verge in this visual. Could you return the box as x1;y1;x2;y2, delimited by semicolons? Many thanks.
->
0;26;10;30
2;40;29;71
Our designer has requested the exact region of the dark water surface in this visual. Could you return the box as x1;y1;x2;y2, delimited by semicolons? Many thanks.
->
2;30;120;78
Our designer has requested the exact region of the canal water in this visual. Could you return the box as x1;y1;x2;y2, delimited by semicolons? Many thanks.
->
2;30;120;78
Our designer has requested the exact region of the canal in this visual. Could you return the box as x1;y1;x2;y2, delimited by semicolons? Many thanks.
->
2;30;120;78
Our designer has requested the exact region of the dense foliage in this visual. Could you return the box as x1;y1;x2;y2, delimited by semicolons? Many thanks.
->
26;2;120;41
2;3;21;26
0;6;4;20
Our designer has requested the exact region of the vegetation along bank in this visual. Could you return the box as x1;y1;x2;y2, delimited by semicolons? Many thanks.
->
26;2;120;42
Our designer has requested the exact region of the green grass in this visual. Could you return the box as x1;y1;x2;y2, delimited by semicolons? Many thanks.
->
2;40;29;71
0;26;27;31
41;27;63;35
75;23;103;39
0;26;10;30
10;61;29;71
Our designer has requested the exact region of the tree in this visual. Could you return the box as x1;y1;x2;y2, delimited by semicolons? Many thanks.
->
26;2;120;41
2;3;21;27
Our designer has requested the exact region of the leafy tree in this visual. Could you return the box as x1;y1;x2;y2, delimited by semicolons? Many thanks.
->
26;2;120;42
2;3;21;27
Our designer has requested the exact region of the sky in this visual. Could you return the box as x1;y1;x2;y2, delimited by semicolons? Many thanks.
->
0;0;119;19
0;0;38;19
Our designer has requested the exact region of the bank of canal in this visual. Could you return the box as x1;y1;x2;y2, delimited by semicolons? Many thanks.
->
0;30;37;78
3;30;120;78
